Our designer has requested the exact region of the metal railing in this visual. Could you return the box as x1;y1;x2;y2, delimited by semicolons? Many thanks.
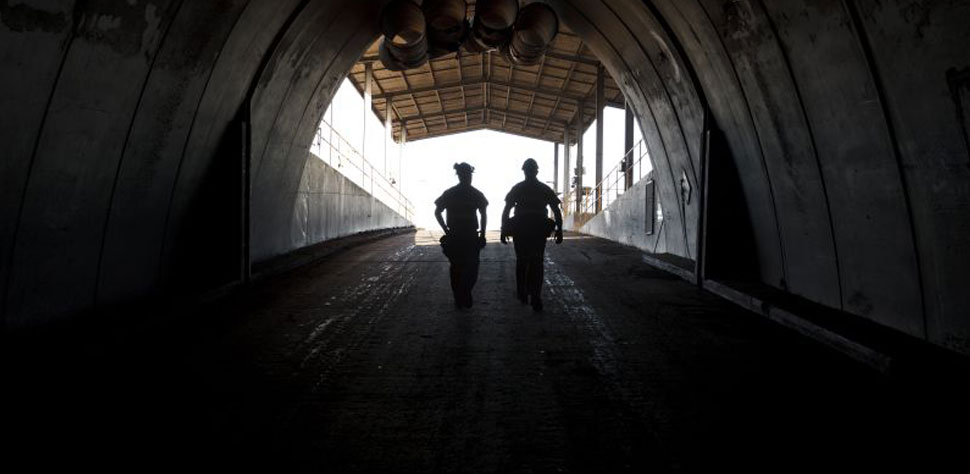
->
564;139;650;216
311;120;415;222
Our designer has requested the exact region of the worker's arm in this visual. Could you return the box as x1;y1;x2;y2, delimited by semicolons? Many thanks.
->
500;202;513;244
552;201;564;245
435;205;449;234
479;205;488;238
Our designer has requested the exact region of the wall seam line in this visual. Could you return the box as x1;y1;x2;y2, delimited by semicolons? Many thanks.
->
94;0;187;308
756;0;845;310
692;0;789;288
2;6;81;325
156;0;253;289
249;0;348;180
842;0;929;339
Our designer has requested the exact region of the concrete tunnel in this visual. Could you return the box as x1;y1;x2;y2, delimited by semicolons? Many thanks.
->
3;0;970;471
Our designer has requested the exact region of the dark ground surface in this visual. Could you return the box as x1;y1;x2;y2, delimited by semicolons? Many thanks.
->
6;230;969;473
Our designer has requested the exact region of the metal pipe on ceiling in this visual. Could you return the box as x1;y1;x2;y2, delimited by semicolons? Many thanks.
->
508;3;558;66
379;0;429;71
468;0;519;50
422;0;468;58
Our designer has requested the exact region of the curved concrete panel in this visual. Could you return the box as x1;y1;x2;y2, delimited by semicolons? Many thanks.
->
98;0;251;306
0;0;77;321
760;0;922;334
159;0;305;292
557;0;968;352
849;0;970;352
249;0;383;261
551;1;695;258
651;0;787;286
698;0;841;306
5;0;182;324
2;0;968;356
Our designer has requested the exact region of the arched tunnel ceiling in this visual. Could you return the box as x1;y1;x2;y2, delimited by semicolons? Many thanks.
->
1;0;969;357
347;25;625;143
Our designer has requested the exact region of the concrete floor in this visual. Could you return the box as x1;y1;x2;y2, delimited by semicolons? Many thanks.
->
6;231;967;473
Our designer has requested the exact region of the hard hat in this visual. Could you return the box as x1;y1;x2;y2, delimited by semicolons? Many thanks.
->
454;162;475;173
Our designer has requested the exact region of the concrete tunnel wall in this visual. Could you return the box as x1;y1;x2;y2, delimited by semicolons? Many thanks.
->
1;1;968;356
292;153;411;250
0;0;396;328
550;0;970;356
570;170;671;256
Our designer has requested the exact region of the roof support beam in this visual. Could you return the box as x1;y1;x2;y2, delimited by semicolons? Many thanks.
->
481;52;488;125
544;51;600;66
375;78;603;105
524;55;546;130
541;40;586;137
397;70;429;134
427;59;447;119
456;54;467;127
360;51;599;66
503;62;515;128
397;105;568;129
405;124;563;143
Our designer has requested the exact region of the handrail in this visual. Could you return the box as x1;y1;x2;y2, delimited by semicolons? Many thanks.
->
564;139;650;217
312;120;415;222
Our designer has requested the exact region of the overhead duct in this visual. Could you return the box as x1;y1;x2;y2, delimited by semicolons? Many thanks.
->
379;0;560;70
468;0;519;50
422;0;468;58
507;3;558;66
379;0;429;71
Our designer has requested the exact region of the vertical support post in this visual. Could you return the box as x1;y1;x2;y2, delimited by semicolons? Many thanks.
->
400;124;407;218
575;102;584;214
553;142;560;194
624;100;635;190
595;66;605;213
364;62;373;153
563;127;570;208
364;62;374;217
364;62;373;183
328;105;335;167
385;98;392;178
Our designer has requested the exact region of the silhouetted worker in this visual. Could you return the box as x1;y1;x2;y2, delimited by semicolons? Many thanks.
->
501;158;563;312
435;163;488;309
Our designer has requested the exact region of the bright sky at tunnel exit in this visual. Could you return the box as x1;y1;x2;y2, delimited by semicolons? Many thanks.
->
316;78;647;230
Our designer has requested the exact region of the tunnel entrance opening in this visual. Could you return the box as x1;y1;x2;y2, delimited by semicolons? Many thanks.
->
321;15;666;240
318;69;648;234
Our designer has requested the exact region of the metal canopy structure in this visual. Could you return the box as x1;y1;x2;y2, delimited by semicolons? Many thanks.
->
348;23;623;144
